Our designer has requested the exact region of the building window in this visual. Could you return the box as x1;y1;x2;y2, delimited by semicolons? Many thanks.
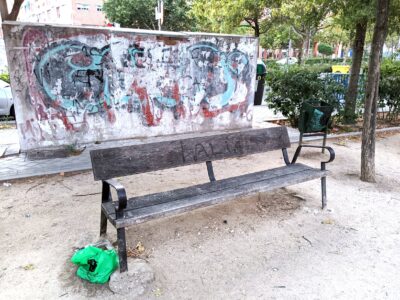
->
56;7;60;18
77;3;89;11
96;5;102;12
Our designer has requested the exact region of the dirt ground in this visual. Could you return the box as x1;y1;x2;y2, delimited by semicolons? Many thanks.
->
1;133;400;299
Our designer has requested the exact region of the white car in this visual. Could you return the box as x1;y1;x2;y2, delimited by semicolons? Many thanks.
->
0;80;14;117
276;57;298;65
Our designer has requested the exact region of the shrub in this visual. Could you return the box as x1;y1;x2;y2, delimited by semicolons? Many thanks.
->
0;73;10;83
303;64;332;73
265;68;345;127
379;60;400;120
263;59;280;71
318;43;334;57
304;57;348;65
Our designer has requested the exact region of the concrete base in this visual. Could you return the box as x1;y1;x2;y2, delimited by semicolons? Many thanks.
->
109;259;155;296
27;145;86;160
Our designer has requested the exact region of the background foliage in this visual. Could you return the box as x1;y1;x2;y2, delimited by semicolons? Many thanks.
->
265;68;345;126
0;73;10;84
379;60;400;120
103;0;195;31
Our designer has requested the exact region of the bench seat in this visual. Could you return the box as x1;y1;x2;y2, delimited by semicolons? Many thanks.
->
102;163;326;228
90;127;335;272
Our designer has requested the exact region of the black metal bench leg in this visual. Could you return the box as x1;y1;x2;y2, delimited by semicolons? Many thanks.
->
321;176;327;209
322;132;327;154
100;210;107;236
321;161;327;209
117;228;128;272
100;181;111;236
206;161;216;182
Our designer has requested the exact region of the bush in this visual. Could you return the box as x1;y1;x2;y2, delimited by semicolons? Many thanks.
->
263;59;280;71
318;43;334;57
262;59;332;73
379;60;400;120
303;64;332;73
265;68;345;127
304;57;347;65
0;73;10;83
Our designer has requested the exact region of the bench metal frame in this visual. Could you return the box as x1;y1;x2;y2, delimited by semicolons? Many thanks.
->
90;127;335;272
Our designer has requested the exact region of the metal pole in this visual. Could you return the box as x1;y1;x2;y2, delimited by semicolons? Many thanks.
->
158;0;161;31
286;27;292;70
288;27;292;62
156;0;162;31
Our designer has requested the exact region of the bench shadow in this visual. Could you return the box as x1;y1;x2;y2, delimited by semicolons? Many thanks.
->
57;188;305;297
123;188;305;251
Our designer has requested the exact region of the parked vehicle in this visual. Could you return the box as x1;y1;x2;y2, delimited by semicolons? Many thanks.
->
0;80;14;117
276;57;298;65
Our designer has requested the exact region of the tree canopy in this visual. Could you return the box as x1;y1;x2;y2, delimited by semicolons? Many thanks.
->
103;0;195;31
191;0;282;37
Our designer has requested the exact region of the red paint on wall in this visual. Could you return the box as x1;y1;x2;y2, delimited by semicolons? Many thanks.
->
172;82;185;118
58;112;74;131
36;104;49;121
131;80;159;126
107;109;116;124
201;102;246;119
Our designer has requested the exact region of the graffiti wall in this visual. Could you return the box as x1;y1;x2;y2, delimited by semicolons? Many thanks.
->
3;22;258;151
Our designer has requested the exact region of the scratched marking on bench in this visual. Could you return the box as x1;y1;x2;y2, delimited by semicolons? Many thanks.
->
180;134;272;162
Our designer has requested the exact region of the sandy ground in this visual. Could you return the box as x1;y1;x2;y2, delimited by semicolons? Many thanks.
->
0;133;400;299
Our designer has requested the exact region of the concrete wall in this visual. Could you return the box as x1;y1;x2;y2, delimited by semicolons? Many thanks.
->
3;22;258;151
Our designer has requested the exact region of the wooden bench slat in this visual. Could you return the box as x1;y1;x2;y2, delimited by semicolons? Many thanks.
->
107;163;312;212
102;164;325;228
91;127;290;181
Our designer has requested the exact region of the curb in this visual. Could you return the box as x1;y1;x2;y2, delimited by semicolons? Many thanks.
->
1;126;400;183
291;126;400;143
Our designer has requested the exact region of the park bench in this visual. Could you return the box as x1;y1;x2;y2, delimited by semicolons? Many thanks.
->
90;126;335;272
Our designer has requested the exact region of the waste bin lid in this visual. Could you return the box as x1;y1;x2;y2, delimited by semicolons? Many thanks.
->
257;59;266;75
332;65;350;74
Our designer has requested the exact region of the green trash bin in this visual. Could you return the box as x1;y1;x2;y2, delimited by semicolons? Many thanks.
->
298;100;333;134
298;100;334;152
254;60;266;106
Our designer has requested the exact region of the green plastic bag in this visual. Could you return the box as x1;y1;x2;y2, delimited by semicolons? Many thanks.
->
71;246;118;284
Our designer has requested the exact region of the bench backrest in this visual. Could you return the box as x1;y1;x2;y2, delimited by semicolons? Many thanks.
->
90;127;290;181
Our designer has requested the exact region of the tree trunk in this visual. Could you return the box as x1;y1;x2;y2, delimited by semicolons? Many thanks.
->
297;39;304;65
361;0;390;182
343;20;368;124
0;0;24;21
305;30;311;59
254;19;260;37
0;0;9;21
8;0;24;21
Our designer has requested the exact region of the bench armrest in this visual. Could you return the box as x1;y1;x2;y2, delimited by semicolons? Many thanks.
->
103;179;127;218
282;145;335;167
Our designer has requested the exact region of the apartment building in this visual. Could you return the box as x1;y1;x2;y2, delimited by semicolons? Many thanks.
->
18;0;107;26
0;1;108;69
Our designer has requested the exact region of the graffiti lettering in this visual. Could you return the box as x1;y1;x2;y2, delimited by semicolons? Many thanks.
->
30;36;252;124
17;26;257;150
